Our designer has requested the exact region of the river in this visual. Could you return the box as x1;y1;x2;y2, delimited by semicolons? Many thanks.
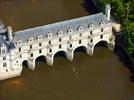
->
0;0;134;100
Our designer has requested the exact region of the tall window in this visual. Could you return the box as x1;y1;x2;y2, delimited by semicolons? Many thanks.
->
3;62;7;67
39;43;42;47
19;47;21;52
90;31;92;35
30;45;32;49
30;53;33;57
59;38;62;42
101;28;103;32
49;41;51;45
79;40;81;44
20;54;22;58
39;49;42;53
2;49;5;53
70;44;72;48
69;36;72;40
49;49;52;53
90;39;93;43
59;45;62;49
3;56;6;61
100;34;103;39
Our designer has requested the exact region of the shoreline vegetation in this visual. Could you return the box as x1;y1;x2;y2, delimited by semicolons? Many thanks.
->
92;0;134;63
92;0;134;59
87;0;134;80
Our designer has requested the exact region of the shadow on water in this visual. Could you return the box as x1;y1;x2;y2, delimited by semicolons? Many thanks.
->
54;51;67;59
82;0;99;14
114;45;134;82
22;60;28;68
35;56;46;63
114;35;134;83
74;46;87;53
94;41;108;48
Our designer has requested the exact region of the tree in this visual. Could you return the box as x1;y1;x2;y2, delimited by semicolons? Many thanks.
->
94;0;134;56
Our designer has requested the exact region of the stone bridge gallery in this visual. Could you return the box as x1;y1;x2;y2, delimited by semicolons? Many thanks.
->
0;5;115;80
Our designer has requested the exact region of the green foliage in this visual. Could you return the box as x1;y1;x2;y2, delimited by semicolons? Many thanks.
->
123;22;134;55
94;0;134;56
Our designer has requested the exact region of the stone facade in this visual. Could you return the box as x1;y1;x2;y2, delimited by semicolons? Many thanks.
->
0;5;115;80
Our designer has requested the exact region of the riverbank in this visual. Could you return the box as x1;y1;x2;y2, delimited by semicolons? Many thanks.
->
91;0;134;78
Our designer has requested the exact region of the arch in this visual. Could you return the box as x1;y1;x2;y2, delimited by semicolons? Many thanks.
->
34;55;47;66
73;46;88;54
93;40;108;50
53;50;67;60
22;60;29;68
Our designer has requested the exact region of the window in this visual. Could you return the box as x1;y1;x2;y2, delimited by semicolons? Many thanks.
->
30;53;33;57
39;49;42;53
89;23;94;29
100;21;105;26
19;47;21;52
20;54;22;58
69;36;72;40
3;62;7;67
16;60;18;63
3;56;6;60
49;41;51;45
67;28;73;34
90;39;93;43
38;35;42;40
59;45;62;49
47;33;53;39
101;28;103;32
100;34;103;39
19;41;21;44
57;31;63;37
90;31;92;35
79;40;81;44
70;44;72;48
79;33;82;37
78;26;83;32
39;43;42;47
59;38;62;42
2;49;5;53
49;49;52;53
30;45;32;49
28;37;33;42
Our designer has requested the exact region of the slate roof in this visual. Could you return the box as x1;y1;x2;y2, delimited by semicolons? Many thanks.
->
14;13;112;42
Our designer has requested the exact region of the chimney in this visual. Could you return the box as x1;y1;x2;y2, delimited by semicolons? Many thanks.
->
7;26;13;41
105;4;111;21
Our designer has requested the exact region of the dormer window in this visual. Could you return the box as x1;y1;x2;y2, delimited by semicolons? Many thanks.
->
2;49;5;54
78;25;83;32
100;21;105;26
3;62;7;67
16;40;22;46
37;35;42;40
89;23;94;29
67;28;73;34
57;30;63;37
46;32;53;39
18;40;22;45
3;56;6;60
28;37;33;42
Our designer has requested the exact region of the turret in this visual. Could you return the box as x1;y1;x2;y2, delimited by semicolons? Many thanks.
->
7;26;13;41
105;4;111;21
